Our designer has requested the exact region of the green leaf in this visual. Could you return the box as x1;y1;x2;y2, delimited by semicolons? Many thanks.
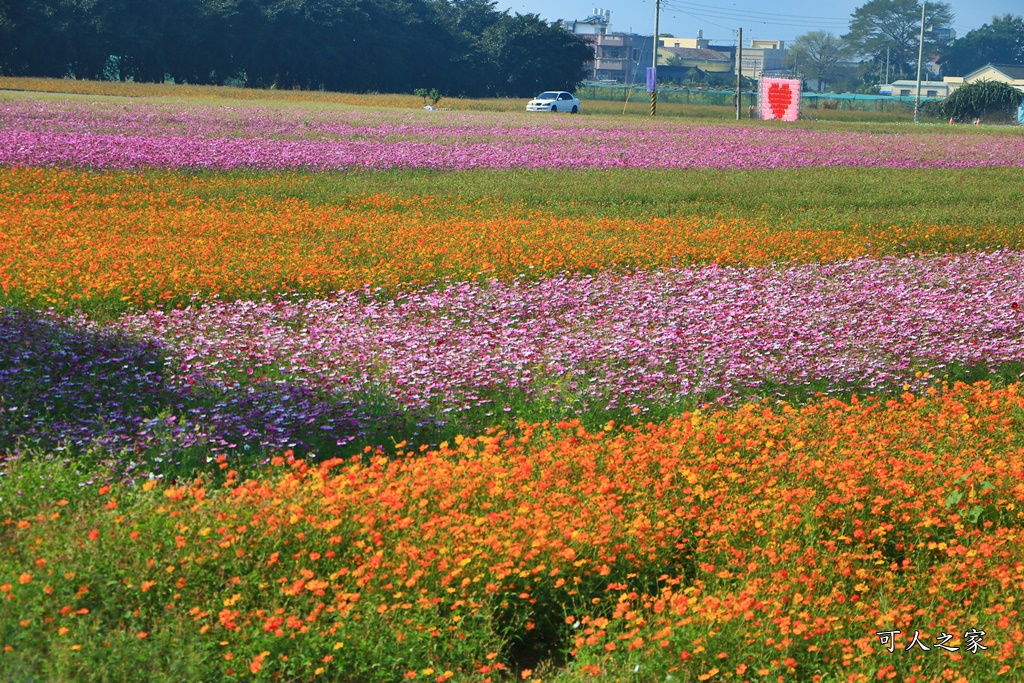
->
967;505;986;525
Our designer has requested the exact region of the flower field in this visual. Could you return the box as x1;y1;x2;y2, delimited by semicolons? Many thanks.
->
2;83;1024;682
3;98;1024;172
6;252;1024;462
3;167;1023;311
4;383;1024;683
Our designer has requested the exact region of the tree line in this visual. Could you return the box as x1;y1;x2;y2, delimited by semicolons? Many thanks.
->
787;2;1023;94
0;0;594;97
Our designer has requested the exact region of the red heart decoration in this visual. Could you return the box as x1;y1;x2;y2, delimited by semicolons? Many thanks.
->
768;83;792;120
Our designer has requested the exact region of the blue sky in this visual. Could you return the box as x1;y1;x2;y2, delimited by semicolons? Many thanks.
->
500;0;1020;46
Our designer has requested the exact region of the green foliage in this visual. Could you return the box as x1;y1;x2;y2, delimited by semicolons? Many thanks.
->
844;0;953;82
940;14;1024;77
414;87;442;107
0;0;594;98
480;14;593;97
929;79;1024;123
786;30;852;91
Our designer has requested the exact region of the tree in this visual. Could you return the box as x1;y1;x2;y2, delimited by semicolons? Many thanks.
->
95;0;209;83
414;87;442;106
930;79;1024;123
940;14;1024;76
844;0;953;83
0;0;591;97
0;0;96;77
786;31;851;91
427;0;503;96
481;13;592;97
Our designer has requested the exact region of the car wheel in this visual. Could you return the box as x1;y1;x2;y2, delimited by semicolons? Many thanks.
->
550;105;557;112
571;105;578;114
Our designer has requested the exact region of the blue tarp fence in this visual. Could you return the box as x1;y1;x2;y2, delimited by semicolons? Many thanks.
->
577;82;941;110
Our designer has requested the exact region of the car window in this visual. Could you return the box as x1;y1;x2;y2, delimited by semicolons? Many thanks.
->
558;93;571;100
536;92;558;100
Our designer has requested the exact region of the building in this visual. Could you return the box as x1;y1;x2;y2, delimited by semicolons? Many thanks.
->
737;39;786;79
660;32;710;51
657;31;734;74
944;64;1024;94
881;80;950;97
565;9;654;83
565;8;610;35
660;47;734;76
593;33;655;82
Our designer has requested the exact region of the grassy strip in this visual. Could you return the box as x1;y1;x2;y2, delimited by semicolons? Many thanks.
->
6;165;1024;220
2;381;1023;682
0;76;960;124
5;165;1021;230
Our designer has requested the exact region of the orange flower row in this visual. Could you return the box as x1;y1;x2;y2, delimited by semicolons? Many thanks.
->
3;167;1021;311
2;381;1022;680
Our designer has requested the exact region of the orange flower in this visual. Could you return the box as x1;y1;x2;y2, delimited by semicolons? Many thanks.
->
249;651;270;674
6;167;1017;312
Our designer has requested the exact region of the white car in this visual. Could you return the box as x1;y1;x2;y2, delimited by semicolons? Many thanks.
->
526;91;580;113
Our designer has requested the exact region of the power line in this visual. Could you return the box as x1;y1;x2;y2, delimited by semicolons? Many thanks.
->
665;9;840;34
663;0;850;24
661;0;849;29
663;11;847;31
664;8;736;33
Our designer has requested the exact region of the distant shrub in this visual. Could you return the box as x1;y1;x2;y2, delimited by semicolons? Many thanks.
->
414;87;442;107
926;80;1023;123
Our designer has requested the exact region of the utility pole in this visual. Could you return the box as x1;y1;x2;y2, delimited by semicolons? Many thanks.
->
736;27;743;120
914;1;926;123
651;0;660;116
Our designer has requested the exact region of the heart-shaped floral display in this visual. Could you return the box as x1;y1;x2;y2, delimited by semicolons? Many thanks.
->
760;77;802;121
768;83;792;119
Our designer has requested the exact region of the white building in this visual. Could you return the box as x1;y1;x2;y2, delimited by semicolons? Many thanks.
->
565;8;610;35
737;39;786;79
881;80;950;98
944;64;1024;94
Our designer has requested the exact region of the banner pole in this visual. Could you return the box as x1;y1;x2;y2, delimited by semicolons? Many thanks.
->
651;0;660;116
